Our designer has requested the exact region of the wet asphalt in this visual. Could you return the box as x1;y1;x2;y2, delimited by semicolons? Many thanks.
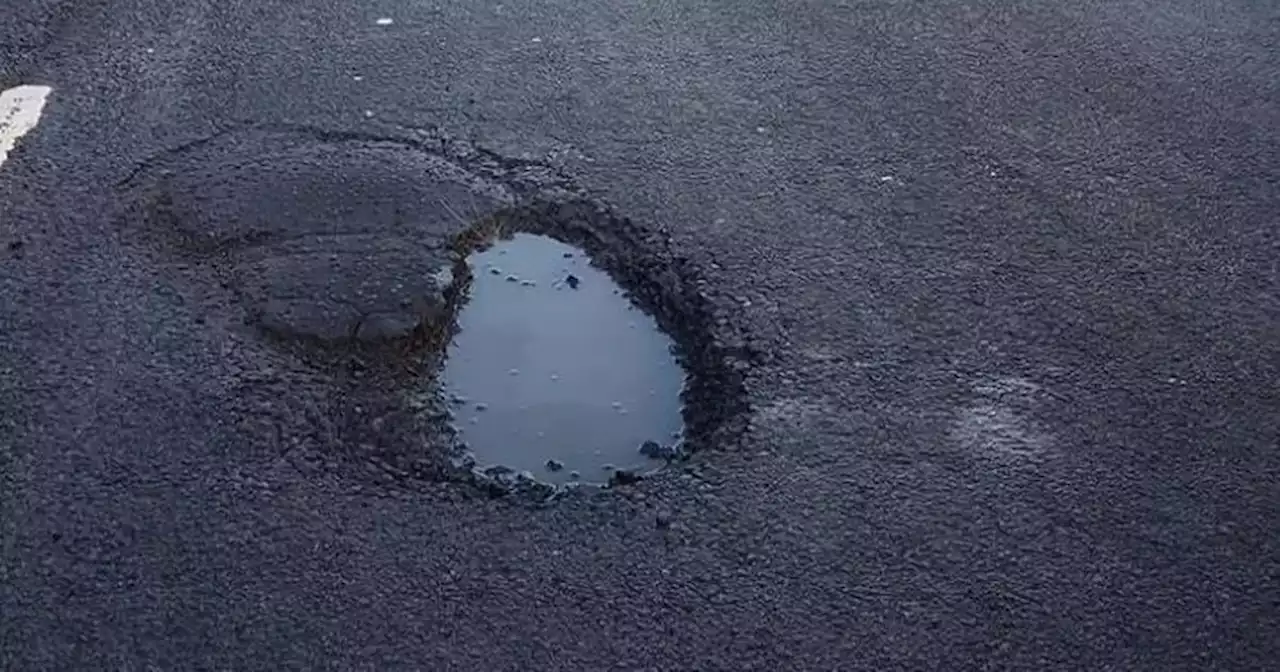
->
2;0;1278;669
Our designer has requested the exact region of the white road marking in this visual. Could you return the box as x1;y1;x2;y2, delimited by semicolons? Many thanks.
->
0;85;53;170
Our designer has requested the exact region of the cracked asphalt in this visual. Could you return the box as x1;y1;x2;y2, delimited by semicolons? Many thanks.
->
2;0;1278;669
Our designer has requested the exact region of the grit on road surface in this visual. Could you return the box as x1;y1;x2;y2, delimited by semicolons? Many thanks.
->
2;0;1278;669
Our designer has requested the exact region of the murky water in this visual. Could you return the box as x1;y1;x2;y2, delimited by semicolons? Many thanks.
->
442;233;685;485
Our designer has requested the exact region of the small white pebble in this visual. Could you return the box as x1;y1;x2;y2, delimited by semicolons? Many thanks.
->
364;110;374;118
353;75;364;82
611;402;622;409
375;17;394;26
531;37;542;43
550;374;559;381
509;368;520;375
145;48;155;54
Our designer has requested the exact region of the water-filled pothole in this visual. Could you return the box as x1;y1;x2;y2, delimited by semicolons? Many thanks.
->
444;232;686;485
119;125;753;499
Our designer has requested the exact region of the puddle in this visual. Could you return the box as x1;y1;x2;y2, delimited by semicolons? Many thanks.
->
442;233;685;485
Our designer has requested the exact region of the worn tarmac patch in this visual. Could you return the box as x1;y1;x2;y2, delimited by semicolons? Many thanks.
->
123;127;510;358
951;375;1058;463
118;123;754;502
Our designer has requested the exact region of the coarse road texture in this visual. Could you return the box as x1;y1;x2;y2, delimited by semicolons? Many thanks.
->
3;0;1278;669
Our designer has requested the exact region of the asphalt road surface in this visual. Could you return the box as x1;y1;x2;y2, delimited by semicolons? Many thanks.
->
3;0;1278;669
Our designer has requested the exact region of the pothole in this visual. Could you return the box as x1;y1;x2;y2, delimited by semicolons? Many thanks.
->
419;200;753;500
119;125;753;501
443;231;686;487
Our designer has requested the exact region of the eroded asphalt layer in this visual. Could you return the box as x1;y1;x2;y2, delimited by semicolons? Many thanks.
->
107;124;745;501
2;0;1278;669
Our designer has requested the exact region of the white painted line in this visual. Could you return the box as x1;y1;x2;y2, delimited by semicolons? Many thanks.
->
0;85;53;170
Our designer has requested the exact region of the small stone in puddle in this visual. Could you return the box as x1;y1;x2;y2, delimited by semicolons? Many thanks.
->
545;458;564;472
640;440;682;461
505;275;519;282
474;402;488;411
610;469;641;486
489;267;501;275
568;470;580;480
